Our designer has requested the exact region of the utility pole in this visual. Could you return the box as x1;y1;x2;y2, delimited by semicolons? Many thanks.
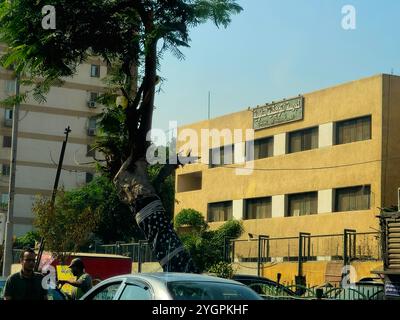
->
2;74;20;277
34;126;71;272
208;91;211;120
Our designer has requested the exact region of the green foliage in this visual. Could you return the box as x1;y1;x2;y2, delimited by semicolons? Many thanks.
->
33;176;144;257
179;218;243;272
207;261;234;279
13;231;41;249
94;105;129;178
174;208;207;230
33;191;101;258
0;0;242;104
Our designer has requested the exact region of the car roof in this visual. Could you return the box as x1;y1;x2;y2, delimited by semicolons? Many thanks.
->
106;272;246;285
232;274;275;281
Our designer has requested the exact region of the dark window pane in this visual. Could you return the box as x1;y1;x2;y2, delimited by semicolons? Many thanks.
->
3;136;11;148
289;132;302;153
86;172;94;183
289;127;318;153
209;145;234;168
90;92;98;101
287;192;318;217
335;186;370;212
2;165;10;176
248;137;274;161
336;116;371;145
87;145;95;157
91;64;100;77
245;197;272;220
208;201;233;222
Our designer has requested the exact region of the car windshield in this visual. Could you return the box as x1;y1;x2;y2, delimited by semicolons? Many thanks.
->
167;281;260;300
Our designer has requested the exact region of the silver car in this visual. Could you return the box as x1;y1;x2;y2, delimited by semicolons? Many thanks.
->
80;273;263;300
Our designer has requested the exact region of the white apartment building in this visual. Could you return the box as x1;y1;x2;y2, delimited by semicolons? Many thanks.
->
0;44;107;240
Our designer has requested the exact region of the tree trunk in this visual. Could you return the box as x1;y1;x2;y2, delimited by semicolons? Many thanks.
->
114;157;198;273
114;7;198;273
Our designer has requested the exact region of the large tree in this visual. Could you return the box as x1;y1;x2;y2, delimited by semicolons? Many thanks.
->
0;0;242;272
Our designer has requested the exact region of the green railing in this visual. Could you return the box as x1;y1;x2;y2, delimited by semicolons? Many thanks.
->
257;282;384;300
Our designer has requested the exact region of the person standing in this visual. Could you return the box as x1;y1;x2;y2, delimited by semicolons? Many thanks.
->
58;258;92;300
3;247;48;300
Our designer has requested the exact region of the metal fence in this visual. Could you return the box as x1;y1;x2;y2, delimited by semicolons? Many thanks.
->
229;231;380;262
226;230;381;278
94;241;157;263
257;281;384;300
11;242;157;264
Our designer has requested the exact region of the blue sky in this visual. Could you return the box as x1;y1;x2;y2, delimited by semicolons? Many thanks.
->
153;0;400;135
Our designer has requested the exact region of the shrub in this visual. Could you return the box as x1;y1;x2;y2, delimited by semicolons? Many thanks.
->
207;261;234;279
174;209;207;230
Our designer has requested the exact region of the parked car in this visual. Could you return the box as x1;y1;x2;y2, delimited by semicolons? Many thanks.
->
80;272;263;300
232;274;296;299
0;276;67;300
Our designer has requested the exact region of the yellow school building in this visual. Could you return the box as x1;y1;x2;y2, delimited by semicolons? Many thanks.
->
174;74;400;271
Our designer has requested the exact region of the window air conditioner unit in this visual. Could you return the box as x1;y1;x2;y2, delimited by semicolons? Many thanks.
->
87;101;97;108
87;128;96;136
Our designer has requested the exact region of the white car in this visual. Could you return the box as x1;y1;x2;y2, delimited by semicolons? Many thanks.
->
80;272;263;300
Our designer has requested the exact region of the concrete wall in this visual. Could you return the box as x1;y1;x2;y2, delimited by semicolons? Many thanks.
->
318;122;333;148
261;261;383;287
382;75;400;207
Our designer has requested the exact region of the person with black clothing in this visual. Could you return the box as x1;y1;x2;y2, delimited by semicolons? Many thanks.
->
3;248;47;300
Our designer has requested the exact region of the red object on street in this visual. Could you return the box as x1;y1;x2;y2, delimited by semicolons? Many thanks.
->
41;252;132;281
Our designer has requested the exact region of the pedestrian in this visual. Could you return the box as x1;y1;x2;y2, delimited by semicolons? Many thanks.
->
3;247;48;300
58;258;92;300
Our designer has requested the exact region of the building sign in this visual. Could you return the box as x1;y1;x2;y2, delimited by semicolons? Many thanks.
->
253;96;304;130
385;277;400;297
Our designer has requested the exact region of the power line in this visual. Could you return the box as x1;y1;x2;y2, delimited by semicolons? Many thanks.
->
203;155;400;172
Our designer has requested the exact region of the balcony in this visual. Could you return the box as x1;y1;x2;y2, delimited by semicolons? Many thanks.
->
177;171;202;193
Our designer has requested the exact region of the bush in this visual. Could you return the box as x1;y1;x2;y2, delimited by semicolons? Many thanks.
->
174;209;207;230
14;231;40;249
178;218;244;273
207;261;234;279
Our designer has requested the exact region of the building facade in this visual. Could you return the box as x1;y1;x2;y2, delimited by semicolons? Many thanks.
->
175;74;400;245
0;44;106;240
